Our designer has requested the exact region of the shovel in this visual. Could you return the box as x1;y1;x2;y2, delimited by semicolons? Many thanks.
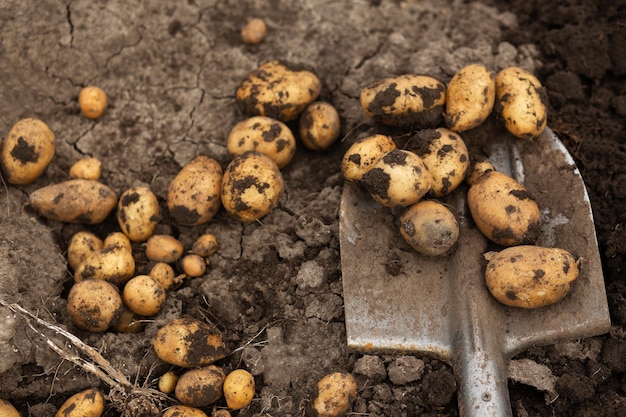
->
339;123;611;416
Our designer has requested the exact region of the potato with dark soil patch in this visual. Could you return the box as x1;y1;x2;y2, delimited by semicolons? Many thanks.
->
299;101;341;151
175;365;226;407
227;116;296;168
73;244;135;285
445;64;495;132
400;200;459;256
117;186;161;242
341;134;396;182
67;279;122;332
309;372;357;417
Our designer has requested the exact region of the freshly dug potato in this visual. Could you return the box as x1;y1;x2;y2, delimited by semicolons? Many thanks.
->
69;157;102;180
103;231;132;251
159;370;179;394
241;18;267;45
213;410;232;417
466;158;496;186
221;151;284;222
0;399;21;417
485;245;579;308
223;369;255;410
79;86;108;120
236;60;321;123
74;244;135;285
112;305;144;333
399;200;459;256
67;279;122;332
55;388;104;417
309;372;357;417
191;233;218;257
227;116;296;168
152;317;228;367
168;155;223;226
406;128;470;197
123;275;166;316
145;234;184;263
341;134;396;182
359;74;446;129
361;149;432;208
298;101;341;151
175;365;226;407
445;64;496;132
67;231;104;271
149;262;177;291
117;186;161;242
0;118;55;185
181;254;206;277
467;171;540;246
29;179;117;224
495;67;547;139
162;406;208;417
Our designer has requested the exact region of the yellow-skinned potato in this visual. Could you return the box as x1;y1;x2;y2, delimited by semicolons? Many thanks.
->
103;231;132;251
213;410;232;417
0;399;21;417
123;275;166;316
74;244;135;285
149;262;177;291
181;254;207;277
55;388;104;417
79;86;108;120
485;245;579;309
467;171;540;246
495;67;547;139
310;372;357;417
299;101;341;151
359;74;446;129
191;233;218;257
0;118;55;185
175;365;226;407
67;280;122;332
168;156;223;226
241;18;267;45
162;406;208;417
445;64;495;132
67;231;104;271
227;116;296;169
117;186;161;242
159;370;179;394
399;200;459;256
466;158;496;186
236;60;321;123
145;234;184;263
223;369;255;410
69;157;102;180
341;134;396;182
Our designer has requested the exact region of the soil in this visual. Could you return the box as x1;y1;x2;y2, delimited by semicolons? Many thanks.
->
0;1;625;416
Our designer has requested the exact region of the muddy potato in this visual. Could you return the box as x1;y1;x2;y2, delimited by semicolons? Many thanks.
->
236;60;321;123
103;231;132;251
69;157;102;180
181;254;206;277
495;66;547;139
0;118;55;185
117;186;161;242
79;86;108;120
467;171;540;246
191;233;218;257
241;18;267;45
310;372;357;417
149;262;177;291
0;399;21;417
213;410;232;417
221;151;284;222
168;155;223;226
152;317;228;367
359;74;446;129
400;200;459;256
299;101;341;151
145;234;184;263
29;179;117;224
67;231;104;270
227;116;296;168
361;149;432;208
123;275;166;316
175;365;226;407
74;244;135;285
341;134;396;182
485;245;579;309
67;279;122;332
407;128;470;197
445;64;496;132
223;369;255;410
159;370;179;394
466;158;496;186
163;406;208;417
113;305;144;333
55;388;104;417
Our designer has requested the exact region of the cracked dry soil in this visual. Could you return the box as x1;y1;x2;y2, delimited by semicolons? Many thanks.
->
1;1;625;416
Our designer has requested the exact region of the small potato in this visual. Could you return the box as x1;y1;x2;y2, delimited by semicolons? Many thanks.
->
149;262;177;291
445;64;496;132
227;116;296;169
117;186;161;242
69;157;102;180
221;151;284;222
466;158;496;186
467;171;540;246
145;234;184;263
399;200;459;256
29;179;117;224
163;406;208;417
236;60;321;123
175;365;226;407
67;279;122;332
341;134;396;182
56;389;104;417
79;86;108;120
0;399;21;417
74;244;135;285
361;149;432;208
298;102;341;151
0;118;55;185
67;231;104;271
241;18;267;45
223;369;255;410
309;372;357;417
181;254;207;277
191;233;218;257
168;156;223;226
123;275;166;316
159;370;179;394
485;245;579;309
213;410;232;417
495;67;547;139
103;231;132;251
359;74;446;129
152;317;228;367
406;128;470;197
113;305;144;333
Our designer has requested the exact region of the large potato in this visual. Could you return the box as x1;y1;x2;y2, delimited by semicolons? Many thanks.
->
175;365;226;407
359;74;446;129
399;200;459;256
117;186;161;242
467;171;540;246
227;116;296;168
55;388;104;417
0;118;55;185
74;244;135;285
445;64;495;132
485;245;579;308
0;399;21;417
341;134;396;182
67;279;122;332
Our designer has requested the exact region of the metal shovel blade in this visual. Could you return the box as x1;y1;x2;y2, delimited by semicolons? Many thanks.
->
339;125;611;417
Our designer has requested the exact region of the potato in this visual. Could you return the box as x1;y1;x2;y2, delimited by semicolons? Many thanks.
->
241;18;267;45
341;134;396;182
145;234;184;263
168;156;223;226
445;64;496;132
79;86;108;120
67;279;122;332
0;118;55;185
227;116;296;169
495;67;547;139
74;244;135;285
466;158;496;186
467;171;540;246
29;179;117;224
152;317;228;367
361;149;432;208
112;305;144;333
181;254;206;277
103;231;132;251
149;262;177;291
213;410;232;417
309;372;357;417
399;200;459;256
67;231;104;271
56;389;104;417
162;406;208;417
236;60;321;123
175;365;226;407
123;275;166;316
191;233;218;257
117;186;161;242
0;399;21;417
359;74;446;129
299;101;341;151
69;157;102;180
159;370;179;394
485;245;579;309
221;151;284;222
223;369;255;410
406;128;470;197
